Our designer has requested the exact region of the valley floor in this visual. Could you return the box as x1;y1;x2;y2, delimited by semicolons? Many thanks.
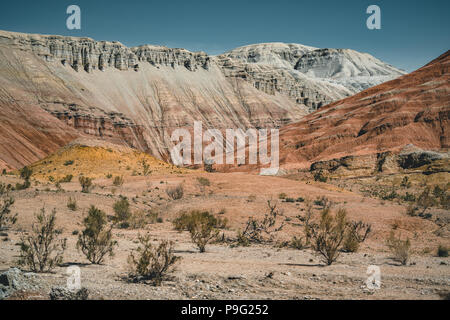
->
0;171;449;300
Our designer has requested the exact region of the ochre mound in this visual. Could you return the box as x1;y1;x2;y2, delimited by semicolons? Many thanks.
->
22;139;189;181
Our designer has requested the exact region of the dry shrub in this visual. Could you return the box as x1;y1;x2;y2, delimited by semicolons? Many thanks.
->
128;234;180;285
238;200;284;245
79;176;93;193
113;196;131;227
77;205;116;264
173;210;223;252
166;184;184;200
113;176;124;187
342;221;372;252
386;231;411;265
128;210;150;229
18;208;66;272
0;197;16;230
308;208;347;265
67;197;77;211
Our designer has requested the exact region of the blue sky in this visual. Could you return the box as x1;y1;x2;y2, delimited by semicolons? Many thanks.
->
0;0;449;72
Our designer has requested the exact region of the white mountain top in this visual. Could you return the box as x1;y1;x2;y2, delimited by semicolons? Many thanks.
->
221;42;318;69
221;43;406;93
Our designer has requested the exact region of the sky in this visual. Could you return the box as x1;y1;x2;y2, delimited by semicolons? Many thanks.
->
0;0;449;72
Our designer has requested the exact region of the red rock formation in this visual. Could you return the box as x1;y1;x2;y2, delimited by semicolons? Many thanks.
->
276;51;449;171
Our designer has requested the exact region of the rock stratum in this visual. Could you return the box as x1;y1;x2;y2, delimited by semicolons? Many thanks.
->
0;30;404;170
276;50;450;175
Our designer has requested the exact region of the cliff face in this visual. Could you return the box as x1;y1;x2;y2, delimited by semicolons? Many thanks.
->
277;51;450;174
0;30;405;170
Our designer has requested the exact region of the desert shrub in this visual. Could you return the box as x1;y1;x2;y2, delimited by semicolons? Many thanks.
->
401;192;416;202
296;197;305;203
140;159;152;176
59;174;73;183
113;196;131;226
313;170;328;183
342;221;372;253
437;245;449;257
79;176;93;193
238;200;284;245
308;208;348;265
64;160;74;166
197;177;210;187
128;234;180;285
290;236;306;250
1;169;6;175
77;205;116;264
0;197;17;230
106;173;112;179
16;167;32;190
183;210;220;252
278;193;287;200
386;231;411;265
417;187;436;214
314;196;332;209
67;197;77;211
166;184;184;200
113;176;124;187
381;189;399;201
18;208;66;272
20;166;32;181
285;197;295;203
128;210;149;229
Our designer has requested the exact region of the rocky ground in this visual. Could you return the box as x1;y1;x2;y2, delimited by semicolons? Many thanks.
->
0;169;449;300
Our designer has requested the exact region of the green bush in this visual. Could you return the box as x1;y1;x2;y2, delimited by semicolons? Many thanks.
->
128;234;180;285
113;196;131;226
0;197;17;230
79;176;93;193
308;208;348;265
77;205;116;264
173;210;221;252
18;208;66;272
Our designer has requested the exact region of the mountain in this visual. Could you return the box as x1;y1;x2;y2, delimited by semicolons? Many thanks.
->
276;50;450;174
0;30;404;170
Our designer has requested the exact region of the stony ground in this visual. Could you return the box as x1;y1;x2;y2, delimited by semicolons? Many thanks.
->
0;171;449;300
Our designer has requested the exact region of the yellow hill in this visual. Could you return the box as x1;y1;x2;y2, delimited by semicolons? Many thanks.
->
23;139;190;181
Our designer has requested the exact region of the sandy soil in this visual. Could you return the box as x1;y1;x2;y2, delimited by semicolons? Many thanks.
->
0;171;449;300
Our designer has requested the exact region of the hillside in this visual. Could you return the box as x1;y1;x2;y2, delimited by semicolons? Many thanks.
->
0;30;404;170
